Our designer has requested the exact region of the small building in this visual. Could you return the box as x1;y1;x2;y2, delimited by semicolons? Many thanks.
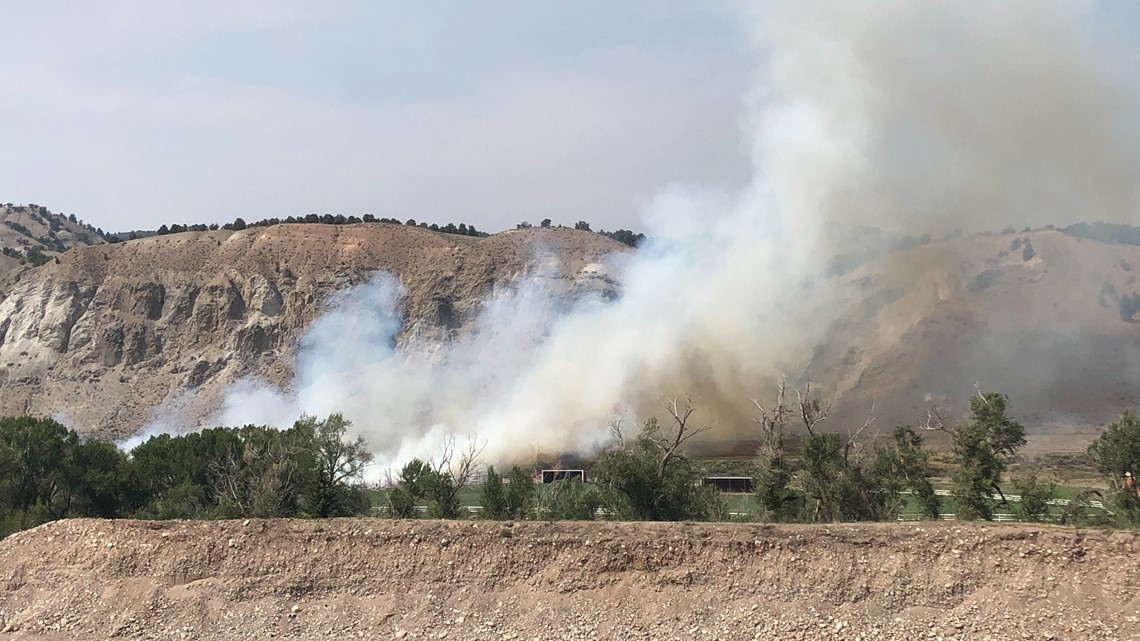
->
703;476;754;493
541;469;587;484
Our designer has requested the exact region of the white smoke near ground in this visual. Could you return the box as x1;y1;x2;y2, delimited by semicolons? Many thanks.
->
115;422;176;453
215;1;1140;469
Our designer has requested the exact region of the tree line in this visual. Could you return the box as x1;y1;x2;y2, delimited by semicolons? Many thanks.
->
136;215;490;240
514;218;646;248
3;387;1139;538
0;414;371;538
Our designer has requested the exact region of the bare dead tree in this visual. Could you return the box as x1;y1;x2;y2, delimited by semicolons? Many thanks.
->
211;435;304;517
794;382;832;436
972;381;993;407
431;435;487;490
920;393;953;434
753;378;792;459
653;396;712;478
842;401;877;463
608;411;629;451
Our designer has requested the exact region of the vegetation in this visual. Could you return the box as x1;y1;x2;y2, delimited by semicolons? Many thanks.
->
1087;410;1140;524
1062;222;1140;246
752;383;941;523
5;386;1140;538
516;219;646;247
149;214;489;238
0;414;373;538
2;204;113;243
590;403;723;521
947;393;1027;520
1120;292;1140;322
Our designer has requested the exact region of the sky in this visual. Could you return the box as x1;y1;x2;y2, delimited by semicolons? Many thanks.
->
0;1;753;233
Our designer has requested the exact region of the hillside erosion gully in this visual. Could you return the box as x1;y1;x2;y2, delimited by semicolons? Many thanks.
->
1;519;1138;640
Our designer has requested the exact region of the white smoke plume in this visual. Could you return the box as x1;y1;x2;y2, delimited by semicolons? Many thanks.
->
217;1;1140;468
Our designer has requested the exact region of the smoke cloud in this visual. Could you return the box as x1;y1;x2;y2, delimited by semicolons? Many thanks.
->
217;1;1140;468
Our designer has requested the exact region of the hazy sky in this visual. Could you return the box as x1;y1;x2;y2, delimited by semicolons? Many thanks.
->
0;1;752;233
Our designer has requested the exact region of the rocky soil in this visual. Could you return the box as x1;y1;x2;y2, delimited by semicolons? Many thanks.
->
1;519;1138;640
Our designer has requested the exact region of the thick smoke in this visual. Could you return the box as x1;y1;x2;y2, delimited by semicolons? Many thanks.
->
218;1;1140;467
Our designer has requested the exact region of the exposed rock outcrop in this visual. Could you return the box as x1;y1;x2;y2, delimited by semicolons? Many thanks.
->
0;224;625;437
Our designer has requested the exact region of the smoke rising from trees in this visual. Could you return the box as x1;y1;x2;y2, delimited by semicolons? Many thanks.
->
217;1;1140;469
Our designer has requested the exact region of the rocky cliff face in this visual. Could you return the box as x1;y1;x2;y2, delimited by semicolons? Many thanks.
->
0;224;625;438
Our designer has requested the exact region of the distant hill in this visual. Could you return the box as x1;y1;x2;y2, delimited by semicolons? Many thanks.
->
5;205;1140;449
811;229;1140;446
0;204;109;283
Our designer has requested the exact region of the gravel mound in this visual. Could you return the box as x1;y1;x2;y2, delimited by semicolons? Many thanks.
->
2;519;1138;640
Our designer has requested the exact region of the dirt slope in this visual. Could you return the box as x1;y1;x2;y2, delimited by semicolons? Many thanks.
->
0;205;106;285
814;230;1140;441
1;519;1137;640
0;224;625;437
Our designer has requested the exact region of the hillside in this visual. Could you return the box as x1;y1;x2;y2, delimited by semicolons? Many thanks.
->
813;230;1140;444
3;219;1140;445
0;224;625;437
0;205;107;285
0;518;1135;640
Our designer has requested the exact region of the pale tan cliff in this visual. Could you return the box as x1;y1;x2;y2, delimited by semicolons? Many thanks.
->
0;224;625;438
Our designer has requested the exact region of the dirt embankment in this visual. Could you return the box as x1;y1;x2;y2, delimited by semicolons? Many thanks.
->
1;519;1138;641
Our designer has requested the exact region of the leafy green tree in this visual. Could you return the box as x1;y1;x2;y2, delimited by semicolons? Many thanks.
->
212;425;307;518
478;466;509;519
536;479;601;520
871;426;940;520
0;417;76;519
129;428;243;518
755;452;799;521
423;470;462;519
0;418;135;536
68;439;132;518
798;433;883;522
1088;410;1140;524
950;392;1026;520
294;414;373;518
505;466;535;518
591;402;722;522
1013;470;1055;522
753;385;800;522
388;458;431;518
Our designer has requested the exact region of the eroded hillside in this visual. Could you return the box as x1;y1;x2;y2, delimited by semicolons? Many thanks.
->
0;519;1136;640
2;221;1140;444
0;224;625;437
